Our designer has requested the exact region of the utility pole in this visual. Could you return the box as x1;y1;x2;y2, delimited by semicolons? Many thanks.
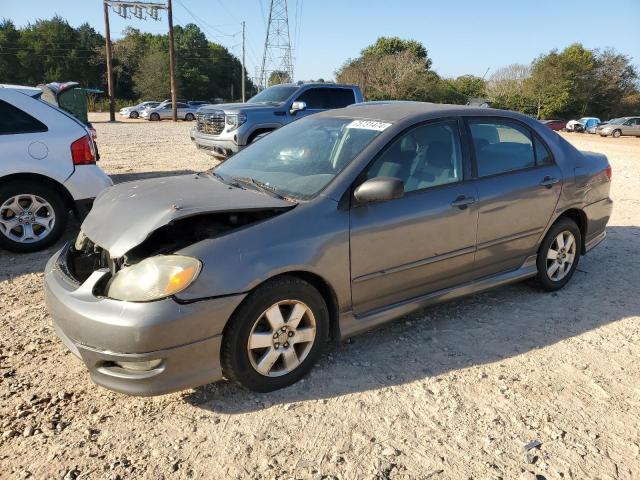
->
241;21;246;102
167;0;177;121
103;1;115;122
104;1;171;118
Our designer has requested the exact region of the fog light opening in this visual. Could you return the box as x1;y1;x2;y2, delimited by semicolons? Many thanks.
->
112;359;163;372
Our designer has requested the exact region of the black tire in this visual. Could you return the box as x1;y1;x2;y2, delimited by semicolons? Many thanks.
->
185;113;195;121
535;217;581;291
129;111;139;119
150;112;160;121
222;276;329;392
0;181;68;253
612;129;621;138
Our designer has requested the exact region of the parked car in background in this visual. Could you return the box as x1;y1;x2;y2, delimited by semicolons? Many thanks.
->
119;101;160;119
188;101;209;108
540;119;567;131
597;117;640;137
567;117;600;133
45;102;612;396
0;85;112;252
140;102;198;121
191;82;363;159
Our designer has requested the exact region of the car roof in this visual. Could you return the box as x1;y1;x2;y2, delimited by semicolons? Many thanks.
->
318;101;529;123
0;84;42;97
276;82;358;89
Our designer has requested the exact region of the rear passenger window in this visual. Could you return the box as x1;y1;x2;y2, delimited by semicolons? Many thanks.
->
295;88;356;110
324;89;356;108
469;119;535;177
0;100;48;135
534;137;553;165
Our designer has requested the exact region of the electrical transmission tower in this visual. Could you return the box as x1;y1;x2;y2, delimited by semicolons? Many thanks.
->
259;0;294;89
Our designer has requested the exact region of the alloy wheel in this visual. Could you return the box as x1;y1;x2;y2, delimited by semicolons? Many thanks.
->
546;230;577;282
0;194;56;244
247;300;317;377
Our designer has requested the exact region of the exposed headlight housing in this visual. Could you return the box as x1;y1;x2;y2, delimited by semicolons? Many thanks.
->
74;230;88;251
107;255;201;302
225;113;247;131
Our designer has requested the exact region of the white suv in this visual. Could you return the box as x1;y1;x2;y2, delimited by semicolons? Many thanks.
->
0;85;113;252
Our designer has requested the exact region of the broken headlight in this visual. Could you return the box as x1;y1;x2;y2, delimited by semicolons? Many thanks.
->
225;113;247;131
107;255;201;302
74;230;88;251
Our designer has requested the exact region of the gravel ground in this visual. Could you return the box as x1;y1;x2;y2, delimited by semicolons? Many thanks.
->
1;113;639;479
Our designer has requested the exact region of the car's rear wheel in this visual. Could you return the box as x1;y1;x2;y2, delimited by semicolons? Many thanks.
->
150;112;160;121
129;111;139;119
222;276;329;392
0;182;67;253
535;217;581;291
612;129;621;138
185;113;195;121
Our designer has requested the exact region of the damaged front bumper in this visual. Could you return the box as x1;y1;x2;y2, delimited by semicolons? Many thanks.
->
44;246;247;396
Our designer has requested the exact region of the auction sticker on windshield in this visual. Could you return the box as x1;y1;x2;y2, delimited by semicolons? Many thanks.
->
346;120;392;131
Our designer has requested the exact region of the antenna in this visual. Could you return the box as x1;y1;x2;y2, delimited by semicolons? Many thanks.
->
259;0;294;89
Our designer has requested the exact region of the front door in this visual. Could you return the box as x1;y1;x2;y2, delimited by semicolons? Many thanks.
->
349;119;479;315
466;118;563;277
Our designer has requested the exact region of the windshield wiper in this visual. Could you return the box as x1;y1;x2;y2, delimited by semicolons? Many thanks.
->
231;176;293;201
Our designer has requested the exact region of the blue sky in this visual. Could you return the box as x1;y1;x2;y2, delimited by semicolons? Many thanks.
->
2;0;639;81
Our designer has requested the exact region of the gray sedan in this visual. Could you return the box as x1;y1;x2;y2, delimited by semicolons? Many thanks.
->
44;103;613;395
140;102;198;121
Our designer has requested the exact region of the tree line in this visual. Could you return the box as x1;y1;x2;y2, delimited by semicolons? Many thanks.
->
0;16;253;102
337;37;640;119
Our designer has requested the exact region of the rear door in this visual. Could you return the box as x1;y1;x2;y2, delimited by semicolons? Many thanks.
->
623;118;640;136
349;119;479;314
466;117;562;277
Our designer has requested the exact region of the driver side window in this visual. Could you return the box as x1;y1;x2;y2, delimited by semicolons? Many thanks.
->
366;120;463;193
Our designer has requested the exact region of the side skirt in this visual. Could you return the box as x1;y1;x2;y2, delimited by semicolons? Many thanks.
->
339;256;538;339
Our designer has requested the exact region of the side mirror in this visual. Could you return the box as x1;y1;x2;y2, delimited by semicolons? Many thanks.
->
354;177;404;204
290;101;307;114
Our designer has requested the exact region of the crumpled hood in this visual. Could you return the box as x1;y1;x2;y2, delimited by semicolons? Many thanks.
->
198;102;279;114
81;174;294;258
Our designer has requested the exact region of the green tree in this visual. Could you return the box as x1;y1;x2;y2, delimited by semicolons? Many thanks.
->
446;75;486;101
361;36;431;69
0;19;22;83
526;43;597;118
133;50;173;99
268;70;292;86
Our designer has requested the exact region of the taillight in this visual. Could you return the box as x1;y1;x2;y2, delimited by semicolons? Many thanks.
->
70;135;96;165
606;165;612;181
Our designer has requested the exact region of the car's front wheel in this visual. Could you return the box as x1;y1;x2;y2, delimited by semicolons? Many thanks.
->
129;111;139;119
535;217;581;291
150;112;160;121
185;113;195;121
0;182;68;253
222;276;329;392
612;129;621;138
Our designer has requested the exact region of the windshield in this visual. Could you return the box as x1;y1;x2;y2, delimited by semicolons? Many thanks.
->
214;117;388;199
607;118;625;125
247;85;298;104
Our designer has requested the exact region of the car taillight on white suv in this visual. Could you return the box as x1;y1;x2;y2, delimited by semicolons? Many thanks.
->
71;135;97;165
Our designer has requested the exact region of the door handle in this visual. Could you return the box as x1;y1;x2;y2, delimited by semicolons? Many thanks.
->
540;176;560;188
451;195;476;209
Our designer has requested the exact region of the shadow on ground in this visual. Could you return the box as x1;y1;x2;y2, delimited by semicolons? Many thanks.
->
183;225;640;414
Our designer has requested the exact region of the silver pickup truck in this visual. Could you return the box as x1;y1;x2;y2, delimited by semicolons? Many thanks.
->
190;82;364;159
